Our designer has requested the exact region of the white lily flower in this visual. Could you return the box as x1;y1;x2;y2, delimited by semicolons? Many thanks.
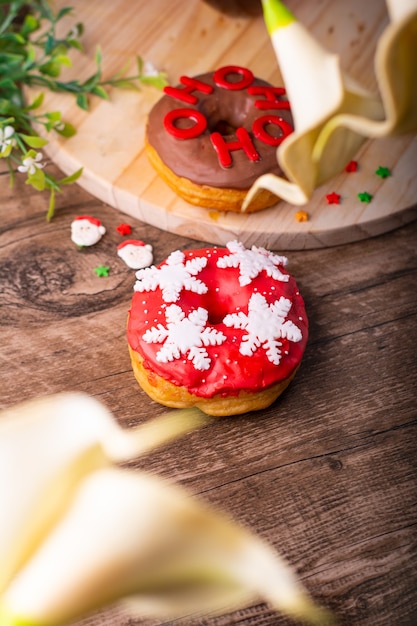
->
0;393;209;594
17;151;45;175
0;394;333;626
243;0;417;209
313;0;417;151
0;468;333;626
0;125;16;153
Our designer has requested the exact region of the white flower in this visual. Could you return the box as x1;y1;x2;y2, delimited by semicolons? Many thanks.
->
17;152;45;176
143;60;159;76
0;126;16;152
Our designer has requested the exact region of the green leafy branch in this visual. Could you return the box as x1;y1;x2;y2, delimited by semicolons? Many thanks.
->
0;0;168;220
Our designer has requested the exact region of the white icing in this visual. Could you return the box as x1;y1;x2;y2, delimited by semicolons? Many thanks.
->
223;293;302;365
216;240;289;286
142;305;226;371
134;250;208;302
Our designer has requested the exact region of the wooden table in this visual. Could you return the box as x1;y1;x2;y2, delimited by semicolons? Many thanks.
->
1;157;417;626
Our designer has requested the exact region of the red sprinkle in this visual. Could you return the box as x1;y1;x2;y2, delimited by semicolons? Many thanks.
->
326;192;341;205
117;223;132;236
345;160;358;173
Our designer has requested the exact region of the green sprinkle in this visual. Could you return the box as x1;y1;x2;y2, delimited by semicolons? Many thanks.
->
357;191;373;203
94;265;110;277
375;166;392;179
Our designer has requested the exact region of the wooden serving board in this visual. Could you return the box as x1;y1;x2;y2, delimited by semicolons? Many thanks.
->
27;0;417;249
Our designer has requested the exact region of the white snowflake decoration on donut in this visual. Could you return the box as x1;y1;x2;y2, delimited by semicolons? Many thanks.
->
217;240;289;286
223;293;302;365
143;305;226;371
134;250;208;302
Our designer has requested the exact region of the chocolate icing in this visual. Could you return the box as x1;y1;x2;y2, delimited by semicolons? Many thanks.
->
146;69;293;189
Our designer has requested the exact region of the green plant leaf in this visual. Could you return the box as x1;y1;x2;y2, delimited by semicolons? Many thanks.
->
26;168;46;191
59;167;83;185
57;7;74;20
46;187;56;221
67;38;82;51
43;32;56;56
110;79;139;91
0;32;26;45
76;92;89;111
136;56;144;74
53;54;72;68
94;46;102;67
26;92;45;110
21;14;39;37
91;85;108;99
54;122;76;138
0;144;13;158
45;111;62;123
20;134;48;148
141;74;169;89
39;61;62;78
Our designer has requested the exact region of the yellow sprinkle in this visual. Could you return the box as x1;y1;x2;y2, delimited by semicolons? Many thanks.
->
295;210;309;222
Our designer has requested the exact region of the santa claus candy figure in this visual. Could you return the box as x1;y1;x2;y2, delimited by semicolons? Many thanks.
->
117;240;153;270
71;216;106;247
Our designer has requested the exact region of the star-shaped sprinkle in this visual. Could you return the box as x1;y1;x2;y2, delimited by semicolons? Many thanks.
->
375;166;391;179
357;191;373;203
326;191;341;204
345;160;358;173
295;210;309;222
116;223;132;235
94;265;110;277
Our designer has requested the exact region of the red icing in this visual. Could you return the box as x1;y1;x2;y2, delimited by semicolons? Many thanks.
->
164;108;208;139
210;127;260;167
248;85;290;110
127;245;308;399
162;65;293;169
213;65;254;90
252;115;293;147
163;76;214;105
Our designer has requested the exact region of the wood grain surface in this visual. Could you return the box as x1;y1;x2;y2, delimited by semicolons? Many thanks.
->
1;154;416;625
24;0;417;249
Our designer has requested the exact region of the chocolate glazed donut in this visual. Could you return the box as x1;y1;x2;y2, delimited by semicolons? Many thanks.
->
145;65;293;212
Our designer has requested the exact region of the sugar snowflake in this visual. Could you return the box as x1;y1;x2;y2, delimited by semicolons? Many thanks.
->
223;293;302;364
142;304;226;371
216;241;289;286
134;250;208;302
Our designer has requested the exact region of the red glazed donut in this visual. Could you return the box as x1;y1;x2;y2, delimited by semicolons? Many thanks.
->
127;241;308;416
145;66;293;212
